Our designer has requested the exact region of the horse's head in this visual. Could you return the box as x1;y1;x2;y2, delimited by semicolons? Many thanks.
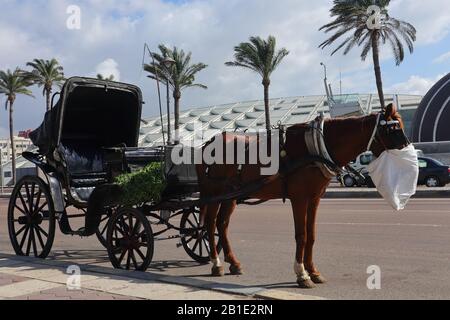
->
368;103;410;157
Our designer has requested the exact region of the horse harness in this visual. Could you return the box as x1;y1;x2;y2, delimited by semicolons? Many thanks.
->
201;115;344;204
278;113;343;202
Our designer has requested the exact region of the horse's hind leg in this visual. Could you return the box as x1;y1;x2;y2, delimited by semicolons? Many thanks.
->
217;200;242;275
291;198;316;289
305;197;327;284
205;203;224;276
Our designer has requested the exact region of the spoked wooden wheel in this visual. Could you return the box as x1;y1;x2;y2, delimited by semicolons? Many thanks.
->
180;208;222;264
106;208;154;271
8;176;55;259
96;208;113;248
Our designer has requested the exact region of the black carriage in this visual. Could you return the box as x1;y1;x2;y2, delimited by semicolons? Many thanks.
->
7;77;219;271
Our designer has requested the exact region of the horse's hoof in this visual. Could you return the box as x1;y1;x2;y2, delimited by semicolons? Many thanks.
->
229;265;244;275
297;278;316;289
211;266;225;277
310;274;327;284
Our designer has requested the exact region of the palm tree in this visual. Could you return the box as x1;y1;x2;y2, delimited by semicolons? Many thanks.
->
0;68;34;185
319;0;416;109
225;36;289;131
26;58;65;112
144;45;208;143
97;74;115;81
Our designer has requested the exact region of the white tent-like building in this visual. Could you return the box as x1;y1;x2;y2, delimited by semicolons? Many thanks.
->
139;93;422;147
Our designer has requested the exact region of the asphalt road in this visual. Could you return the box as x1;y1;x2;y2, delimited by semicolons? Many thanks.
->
1;198;449;300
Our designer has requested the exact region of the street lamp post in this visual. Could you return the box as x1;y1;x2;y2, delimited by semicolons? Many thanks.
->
162;57;176;145
320;62;331;99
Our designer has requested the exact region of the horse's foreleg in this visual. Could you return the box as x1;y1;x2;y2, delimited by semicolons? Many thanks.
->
205;203;224;276
217;200;242;275
199;205;207;227
291;198;316;289
305;197;327;284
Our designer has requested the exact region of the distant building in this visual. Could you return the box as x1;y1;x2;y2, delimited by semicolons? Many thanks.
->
0;136;33;163
0;136;35;186
412;73;450;143
18;129;33;139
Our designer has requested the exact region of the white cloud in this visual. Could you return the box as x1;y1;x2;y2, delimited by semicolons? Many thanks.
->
390;0;450;45
0;0;449;137
433;51;450;64
95;59;121;81
387;74;445;95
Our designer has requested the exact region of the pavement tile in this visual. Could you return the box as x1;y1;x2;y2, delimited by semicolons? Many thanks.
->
156;289;244;300
82;277;196;299
254;289;325;300
0;272;30;286
0;279;63;298
26;286;143;300
81;277;242;300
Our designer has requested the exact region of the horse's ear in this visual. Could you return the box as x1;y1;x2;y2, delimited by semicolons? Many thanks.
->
384;103;397;119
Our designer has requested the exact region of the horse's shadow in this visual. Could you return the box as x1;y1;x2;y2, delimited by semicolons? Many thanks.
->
46;250;299;290
49;250;206;271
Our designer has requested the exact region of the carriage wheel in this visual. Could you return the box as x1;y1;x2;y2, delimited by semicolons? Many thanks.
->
180;208;222;264
7;176;56;259
95;208;113;248
106;208;154;271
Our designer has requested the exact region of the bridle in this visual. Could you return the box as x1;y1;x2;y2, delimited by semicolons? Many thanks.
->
366;112;410;153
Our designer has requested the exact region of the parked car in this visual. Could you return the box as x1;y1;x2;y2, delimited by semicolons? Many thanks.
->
362;156;449;188
339;150;447;189
417;157;450;187
338;152;374;187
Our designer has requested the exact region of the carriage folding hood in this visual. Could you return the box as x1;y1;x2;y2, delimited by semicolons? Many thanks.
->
31;77;143;156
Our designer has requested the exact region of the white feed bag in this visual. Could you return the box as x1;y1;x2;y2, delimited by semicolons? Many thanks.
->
367;144;419;211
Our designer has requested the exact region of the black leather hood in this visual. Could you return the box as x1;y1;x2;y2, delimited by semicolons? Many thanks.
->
30;77;143;156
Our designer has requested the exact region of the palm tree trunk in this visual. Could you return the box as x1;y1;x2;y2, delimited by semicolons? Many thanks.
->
46;89;51;112
173;89;181;144
263;81;271;131
9;99;16;185
371;31;386;109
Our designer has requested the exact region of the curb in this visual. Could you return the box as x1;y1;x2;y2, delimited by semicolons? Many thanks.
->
0;254;324;301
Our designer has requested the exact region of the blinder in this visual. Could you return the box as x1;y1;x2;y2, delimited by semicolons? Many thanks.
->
376;113;410;150
367;112;410;152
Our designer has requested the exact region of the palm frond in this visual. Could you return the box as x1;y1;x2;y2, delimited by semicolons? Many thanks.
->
144;44;208;94
0;67;35;106
225;35;289;80
26;58;65;91
319;0;416;66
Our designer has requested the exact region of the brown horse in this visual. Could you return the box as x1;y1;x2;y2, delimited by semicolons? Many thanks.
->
196;103;408;288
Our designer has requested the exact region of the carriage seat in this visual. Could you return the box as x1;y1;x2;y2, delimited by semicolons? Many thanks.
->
58;143;109;202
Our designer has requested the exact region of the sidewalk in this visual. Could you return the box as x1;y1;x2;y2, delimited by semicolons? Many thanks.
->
0;254;323;300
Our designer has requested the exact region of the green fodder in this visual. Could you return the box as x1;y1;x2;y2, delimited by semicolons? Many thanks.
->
115;162;166;206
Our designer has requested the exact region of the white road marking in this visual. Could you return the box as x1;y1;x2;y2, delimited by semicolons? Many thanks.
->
319;222;445;228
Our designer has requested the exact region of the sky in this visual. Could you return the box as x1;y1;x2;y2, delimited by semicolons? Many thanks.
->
0;0;450;137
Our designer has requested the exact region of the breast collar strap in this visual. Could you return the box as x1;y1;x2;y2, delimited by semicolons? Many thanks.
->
304;114;341;179
366;113;382;152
